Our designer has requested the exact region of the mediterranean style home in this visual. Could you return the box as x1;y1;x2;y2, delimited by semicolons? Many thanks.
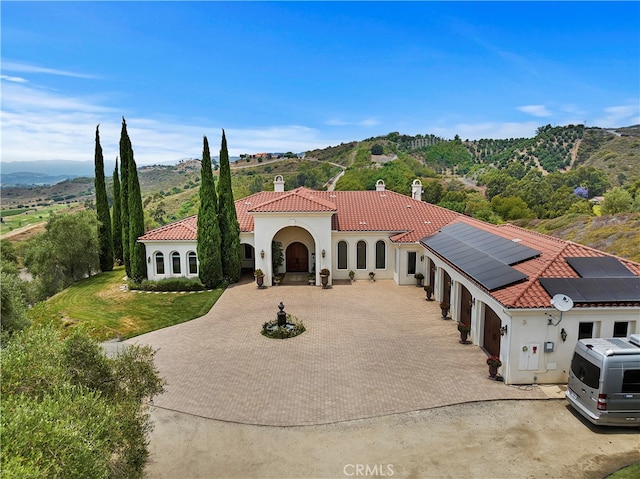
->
139;176;640;385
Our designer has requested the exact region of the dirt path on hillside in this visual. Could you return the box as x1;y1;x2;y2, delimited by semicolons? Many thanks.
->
145;400;640;479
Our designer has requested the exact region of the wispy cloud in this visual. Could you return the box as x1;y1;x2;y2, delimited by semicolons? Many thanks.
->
427;121;540;140
1;74;29;83
517;105;552;118
593;104;640;128
0;82;340;164
2;60;97;79
325;117;380;127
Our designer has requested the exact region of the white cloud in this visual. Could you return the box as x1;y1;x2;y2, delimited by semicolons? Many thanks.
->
592;104;640;128
1;74;29;83
427;121;540;140
325;117;380;127
517;105;552;117
0;81;341;165
2;60;97;79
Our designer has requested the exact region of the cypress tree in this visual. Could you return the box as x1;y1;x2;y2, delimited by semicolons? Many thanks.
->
197;136;223;288
119;118;131;277
217;129;242;282
112;158;123;265
93;124;114;271
127;131;147;283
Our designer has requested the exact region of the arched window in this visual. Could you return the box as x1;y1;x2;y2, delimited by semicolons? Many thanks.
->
188;251;198;275
155;252;165;275
171;252;181;275
356;240;367;270
337;241;347;270
375;240;386;269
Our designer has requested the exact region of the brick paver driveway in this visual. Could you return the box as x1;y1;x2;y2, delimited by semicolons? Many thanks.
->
128;279;545;426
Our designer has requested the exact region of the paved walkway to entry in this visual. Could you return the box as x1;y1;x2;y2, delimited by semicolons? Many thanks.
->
128;279;545;426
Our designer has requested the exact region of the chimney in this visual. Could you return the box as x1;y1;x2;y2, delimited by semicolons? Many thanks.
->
375;179;386;192
274;175;285;192
411;179;423;201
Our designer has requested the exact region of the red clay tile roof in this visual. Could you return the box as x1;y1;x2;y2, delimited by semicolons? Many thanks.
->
139;215;198;241
139;187;640;310
248;188;337;213
234;187;461;241
422;219;640;309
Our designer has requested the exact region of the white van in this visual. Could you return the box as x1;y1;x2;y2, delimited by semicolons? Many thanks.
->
566;334;640;427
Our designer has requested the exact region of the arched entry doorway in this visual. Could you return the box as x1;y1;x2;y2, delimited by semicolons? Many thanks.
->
286;242;309;272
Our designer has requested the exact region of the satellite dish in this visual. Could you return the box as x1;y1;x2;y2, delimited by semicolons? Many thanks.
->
551;294;574;312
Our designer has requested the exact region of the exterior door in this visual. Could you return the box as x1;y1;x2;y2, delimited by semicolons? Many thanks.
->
483;306;501;357
459;285;472;327
286;242;308;272
442;270;452;304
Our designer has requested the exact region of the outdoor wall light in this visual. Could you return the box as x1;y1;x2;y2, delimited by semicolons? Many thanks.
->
260;249;265;259
322;249;326;258
499;325;508;336
147;257;151;264
560;328;568;342
420;255;424;262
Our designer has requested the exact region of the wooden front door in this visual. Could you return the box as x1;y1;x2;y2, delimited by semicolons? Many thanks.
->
286;242;308;272
483;306;501;357
459;285;472;327
442;270;451;304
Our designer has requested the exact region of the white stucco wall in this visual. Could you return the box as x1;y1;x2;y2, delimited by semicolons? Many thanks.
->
423;250;640;385
252;212;332;284
505;308;639;384
142;240;199;281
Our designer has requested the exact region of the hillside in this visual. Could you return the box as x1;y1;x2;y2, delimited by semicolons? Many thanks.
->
3;124;639;263
522;212;640;263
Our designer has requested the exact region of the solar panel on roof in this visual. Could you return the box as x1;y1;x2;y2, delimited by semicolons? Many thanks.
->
438;223;540;265
566;257;636;278
539;277;640;303
422;231;528;291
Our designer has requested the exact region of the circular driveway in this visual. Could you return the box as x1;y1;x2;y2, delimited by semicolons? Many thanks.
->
129;279;545;426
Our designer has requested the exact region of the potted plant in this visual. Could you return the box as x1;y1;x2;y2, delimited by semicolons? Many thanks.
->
439;302;450;319
369;271;375;281
457;322;471;343
320;268;330;288
254;269;265;288
348;270;355;282
414;272;424;287
308;273;315;285
424;284;434;301
273;274;282;286
486;356;502;378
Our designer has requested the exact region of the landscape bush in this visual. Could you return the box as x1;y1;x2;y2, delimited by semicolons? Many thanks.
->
130;277;206;292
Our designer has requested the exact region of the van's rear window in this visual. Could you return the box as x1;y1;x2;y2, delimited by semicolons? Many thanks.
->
622;370;640;393
571;353;600;389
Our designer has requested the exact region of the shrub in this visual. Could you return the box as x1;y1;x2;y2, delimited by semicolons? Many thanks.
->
133;278;206;292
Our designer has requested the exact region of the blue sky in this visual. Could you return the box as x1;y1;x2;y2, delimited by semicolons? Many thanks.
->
2;1;639;166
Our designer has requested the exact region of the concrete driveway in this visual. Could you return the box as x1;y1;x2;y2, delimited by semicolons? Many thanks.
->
129;278;545;426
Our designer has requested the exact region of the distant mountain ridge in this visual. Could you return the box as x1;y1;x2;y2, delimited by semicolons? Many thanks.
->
0;172;79;186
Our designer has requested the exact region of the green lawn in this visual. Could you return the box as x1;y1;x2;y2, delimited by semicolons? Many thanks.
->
0;204;71;235
607;463;640;479
28;266;224;341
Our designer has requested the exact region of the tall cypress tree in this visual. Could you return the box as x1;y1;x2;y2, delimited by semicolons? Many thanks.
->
217;129;242;282
127;130;147;283
94;124;114;272
112;158;123;265
119;118;131;276
197;136;223;288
